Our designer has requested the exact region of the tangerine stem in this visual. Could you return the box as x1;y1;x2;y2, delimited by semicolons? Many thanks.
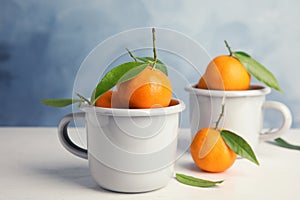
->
76;93;91;105
152;27;157;69
224;40;233;56
215;96;226;130
126;48;137;62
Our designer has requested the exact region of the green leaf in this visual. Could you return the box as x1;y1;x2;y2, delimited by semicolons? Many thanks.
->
220;130;260;165
233;51;283;92
90;62;148;105
271;138;300;150
117;63;148;83
136;57;168;76
40;99;81;108
155;62;168;76
176;173;223;188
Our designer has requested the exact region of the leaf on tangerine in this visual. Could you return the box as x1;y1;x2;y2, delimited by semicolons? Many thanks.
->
233;51;283;92
198;129;220;159
117;63;149;84
90;62;147;105
220;130;259;165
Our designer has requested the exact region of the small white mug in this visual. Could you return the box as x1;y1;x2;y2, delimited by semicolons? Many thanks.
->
58;100;185;193
185;84;292;148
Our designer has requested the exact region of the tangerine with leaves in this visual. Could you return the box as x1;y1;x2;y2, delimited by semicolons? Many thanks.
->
190;127;237;173
116;66;172;108
189;98;260;173
41;28;175;109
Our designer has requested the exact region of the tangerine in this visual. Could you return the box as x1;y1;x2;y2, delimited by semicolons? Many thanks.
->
197;76;208;89
198;55;250;90
95;90;119;108
116;66;172;108
95;90;113;108
169;99;179;106
190;127;237;173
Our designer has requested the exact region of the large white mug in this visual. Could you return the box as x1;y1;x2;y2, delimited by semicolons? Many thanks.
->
58;100;185;193
185;84;292;148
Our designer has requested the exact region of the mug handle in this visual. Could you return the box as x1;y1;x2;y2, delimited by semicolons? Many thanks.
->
259;101;292;141
58;112;88;159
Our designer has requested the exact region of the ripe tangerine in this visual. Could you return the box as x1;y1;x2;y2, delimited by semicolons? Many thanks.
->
198;55;250;90
95;90;114;108
116;66;172;108
190;127;237;173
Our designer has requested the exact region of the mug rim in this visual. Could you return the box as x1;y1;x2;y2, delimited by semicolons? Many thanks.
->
80;98;185;117
184;84;271;97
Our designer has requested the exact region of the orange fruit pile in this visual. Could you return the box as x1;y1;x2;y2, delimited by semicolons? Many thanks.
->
190;128;237;173
198;55;251;90
95;66;172;109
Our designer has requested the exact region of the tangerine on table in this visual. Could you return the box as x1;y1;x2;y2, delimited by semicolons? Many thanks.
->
198;55;251;90
190;127;237;173
116;66;172;109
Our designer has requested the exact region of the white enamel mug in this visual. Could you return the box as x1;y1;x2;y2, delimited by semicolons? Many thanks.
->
185;84;292;148
58;100;185;193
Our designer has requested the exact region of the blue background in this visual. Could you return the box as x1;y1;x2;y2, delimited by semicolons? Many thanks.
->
1;0;299;127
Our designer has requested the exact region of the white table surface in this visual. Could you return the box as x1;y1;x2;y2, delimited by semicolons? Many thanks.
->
0;127;299;200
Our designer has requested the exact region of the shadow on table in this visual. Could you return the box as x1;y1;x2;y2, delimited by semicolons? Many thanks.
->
176;160;201;173
25;162;112;193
